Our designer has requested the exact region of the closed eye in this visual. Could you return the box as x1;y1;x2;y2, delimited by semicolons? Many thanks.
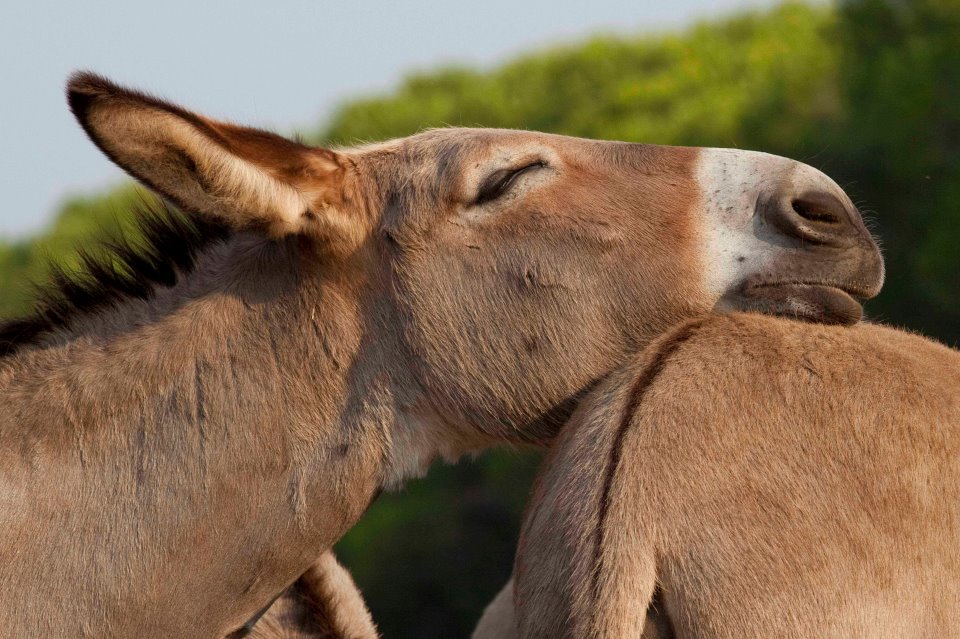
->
474;160;547;205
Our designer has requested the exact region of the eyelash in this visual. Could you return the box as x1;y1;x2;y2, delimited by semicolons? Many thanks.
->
474;160;547;205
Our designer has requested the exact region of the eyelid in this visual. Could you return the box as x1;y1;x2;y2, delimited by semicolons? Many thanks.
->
474;160;547;205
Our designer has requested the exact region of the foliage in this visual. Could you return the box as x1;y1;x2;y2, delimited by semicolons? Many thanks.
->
319;3;839;150
2;1;958;636
832;0;960;337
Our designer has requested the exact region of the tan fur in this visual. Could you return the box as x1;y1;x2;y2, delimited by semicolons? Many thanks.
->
473;582;518;639
68;72;357;244
0;73;882;637
494;313;960;638
244;553;378;639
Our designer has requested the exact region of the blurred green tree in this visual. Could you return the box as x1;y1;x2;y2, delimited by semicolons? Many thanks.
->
831;0;960;338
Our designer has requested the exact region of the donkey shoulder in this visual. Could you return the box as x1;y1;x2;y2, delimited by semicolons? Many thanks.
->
514;313;960;638
630;312;960;412
612;312;960;460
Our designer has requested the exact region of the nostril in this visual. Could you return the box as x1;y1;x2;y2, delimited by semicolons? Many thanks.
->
762;189;860;247
791;198;842;225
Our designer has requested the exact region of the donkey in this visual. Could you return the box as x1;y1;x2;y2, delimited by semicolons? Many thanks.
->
478;312;960;638
243;552;378;639
0;72;881;637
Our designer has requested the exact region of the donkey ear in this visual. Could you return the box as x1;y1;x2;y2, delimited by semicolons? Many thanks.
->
67;72;359;242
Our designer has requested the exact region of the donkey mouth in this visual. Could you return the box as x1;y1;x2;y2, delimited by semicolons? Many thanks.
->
737;281;867;326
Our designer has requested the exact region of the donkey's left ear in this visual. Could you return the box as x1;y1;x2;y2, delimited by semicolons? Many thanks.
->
67;71;361;243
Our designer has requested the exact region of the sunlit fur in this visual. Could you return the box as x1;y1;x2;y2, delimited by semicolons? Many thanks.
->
243;552;378;639
0;73;882;636
478;313;960;638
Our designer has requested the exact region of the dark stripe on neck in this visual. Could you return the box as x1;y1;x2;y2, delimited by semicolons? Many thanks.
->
589;318;705;633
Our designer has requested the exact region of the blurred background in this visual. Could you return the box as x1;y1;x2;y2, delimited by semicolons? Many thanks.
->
2;0;958;636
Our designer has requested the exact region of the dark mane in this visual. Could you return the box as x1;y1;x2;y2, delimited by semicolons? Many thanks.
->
0;200;231;358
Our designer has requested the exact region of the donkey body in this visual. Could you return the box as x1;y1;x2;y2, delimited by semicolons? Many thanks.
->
488;313;960;638
0;74;881;637
243;552;378;639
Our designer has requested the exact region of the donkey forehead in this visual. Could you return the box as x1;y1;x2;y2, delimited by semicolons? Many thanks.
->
399;127;669;165
401;128;564;172
357;128;689;196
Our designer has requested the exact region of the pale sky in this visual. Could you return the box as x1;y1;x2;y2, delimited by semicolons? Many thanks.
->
0;0;778;237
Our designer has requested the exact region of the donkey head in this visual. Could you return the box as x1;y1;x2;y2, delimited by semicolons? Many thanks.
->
67;73;883;449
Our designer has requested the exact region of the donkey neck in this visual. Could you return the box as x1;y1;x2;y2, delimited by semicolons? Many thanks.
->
0;235;401;634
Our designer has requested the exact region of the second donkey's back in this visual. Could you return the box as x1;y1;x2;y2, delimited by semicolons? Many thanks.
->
481;313;960;638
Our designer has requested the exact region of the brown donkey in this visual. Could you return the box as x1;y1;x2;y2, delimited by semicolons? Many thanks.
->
481;313;960;638
0;73;881;637
243;552;378;639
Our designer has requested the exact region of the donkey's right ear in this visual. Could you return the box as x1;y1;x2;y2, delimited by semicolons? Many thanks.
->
67;72;363;244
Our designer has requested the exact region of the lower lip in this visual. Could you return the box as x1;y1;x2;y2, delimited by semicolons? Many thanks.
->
738;283;864;326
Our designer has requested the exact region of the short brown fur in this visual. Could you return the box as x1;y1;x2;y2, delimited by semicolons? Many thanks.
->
497;313;960;638
0;74;881;636
243;553;378;639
